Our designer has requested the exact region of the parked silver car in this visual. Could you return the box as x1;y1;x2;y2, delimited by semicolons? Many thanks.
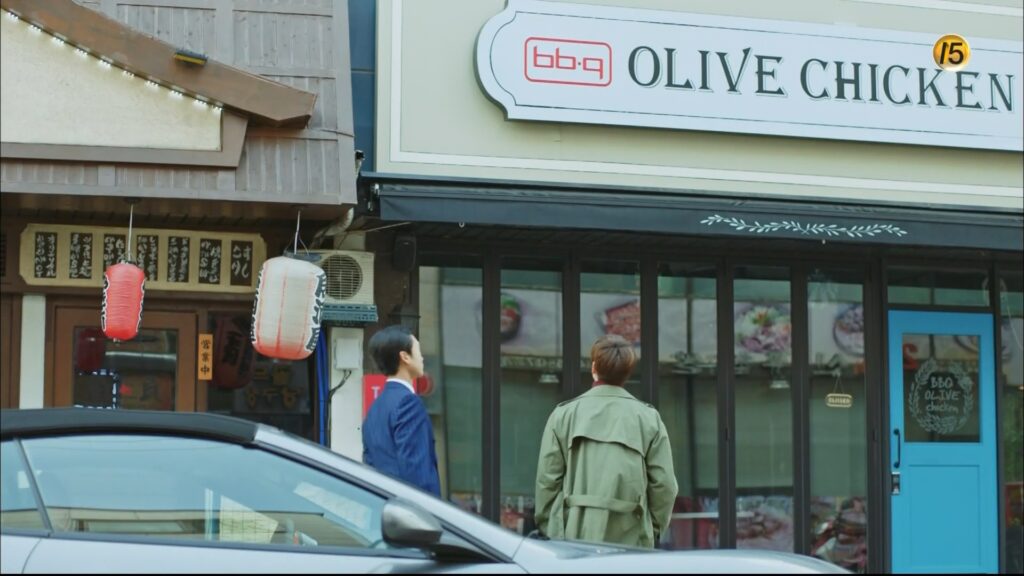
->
0;408;846;573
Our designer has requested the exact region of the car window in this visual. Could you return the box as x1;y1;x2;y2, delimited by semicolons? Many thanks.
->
19;434;391;550
0;441;46;530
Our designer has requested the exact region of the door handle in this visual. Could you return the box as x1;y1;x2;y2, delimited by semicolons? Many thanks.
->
893;429;901;469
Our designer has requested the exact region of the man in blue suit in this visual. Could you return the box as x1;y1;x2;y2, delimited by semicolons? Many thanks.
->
362;325;441;496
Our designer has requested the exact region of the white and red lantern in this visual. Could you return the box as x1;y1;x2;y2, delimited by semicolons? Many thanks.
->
250;256;326;360
102;262;146;341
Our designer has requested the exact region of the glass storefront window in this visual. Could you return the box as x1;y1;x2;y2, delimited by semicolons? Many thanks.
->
581;261;641;398
887;267;990;307
419;260;484;516
998;270;1023;573
406;249;1022;572
657;263;718;550
72;327;178;410
206;313;314;440
500;259;562;535
807;269;868;573
734;266;793;552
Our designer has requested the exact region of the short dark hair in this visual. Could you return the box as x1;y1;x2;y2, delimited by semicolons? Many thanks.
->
591;335;637;386
369;325;415;376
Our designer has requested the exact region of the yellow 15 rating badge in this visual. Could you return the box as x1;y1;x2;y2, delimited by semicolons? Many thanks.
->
933;34;970;71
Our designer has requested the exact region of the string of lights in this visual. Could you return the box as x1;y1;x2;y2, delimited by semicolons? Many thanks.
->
2;7;222;114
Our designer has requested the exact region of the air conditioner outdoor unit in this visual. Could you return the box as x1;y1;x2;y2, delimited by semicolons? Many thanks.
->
302;250;375;306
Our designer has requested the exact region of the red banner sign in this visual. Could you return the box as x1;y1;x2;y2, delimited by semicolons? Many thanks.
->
362;374;387;420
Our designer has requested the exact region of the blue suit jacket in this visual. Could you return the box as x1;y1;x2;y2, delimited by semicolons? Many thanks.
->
362;381;441;496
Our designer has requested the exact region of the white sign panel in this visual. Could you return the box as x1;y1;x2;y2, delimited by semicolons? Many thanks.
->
476;0;1023;151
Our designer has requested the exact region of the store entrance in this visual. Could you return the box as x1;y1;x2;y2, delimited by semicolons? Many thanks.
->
53;306;198;411
888;310;997;573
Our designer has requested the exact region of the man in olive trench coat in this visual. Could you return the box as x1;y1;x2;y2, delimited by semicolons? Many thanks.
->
535;335;678;548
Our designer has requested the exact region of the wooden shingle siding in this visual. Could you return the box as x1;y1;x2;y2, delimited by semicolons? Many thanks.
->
116;4;218;56
236;137;341;203
233;10;334;71
115;165;219;191
1;161;101;187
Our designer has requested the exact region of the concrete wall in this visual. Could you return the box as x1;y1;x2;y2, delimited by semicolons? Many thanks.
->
1;17;220;151
18;294;45;409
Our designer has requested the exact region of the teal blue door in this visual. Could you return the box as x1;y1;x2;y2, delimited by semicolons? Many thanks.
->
889;311;997;573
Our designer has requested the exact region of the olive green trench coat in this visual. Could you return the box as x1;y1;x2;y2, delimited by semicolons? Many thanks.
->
534;385;678;548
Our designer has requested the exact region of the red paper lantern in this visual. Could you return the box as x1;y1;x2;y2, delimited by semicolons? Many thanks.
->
250;256;326;360
212;316;255;390
102;263;146;341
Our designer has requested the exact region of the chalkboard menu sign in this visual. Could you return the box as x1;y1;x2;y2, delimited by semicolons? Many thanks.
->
69;232;93;279
230;241;254;286
198;238;222;285
103;234;127;269
34;232;57;278
167;236;190;283
135;235;159;281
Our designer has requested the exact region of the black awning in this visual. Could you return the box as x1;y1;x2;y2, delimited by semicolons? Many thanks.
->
369;176;1023;252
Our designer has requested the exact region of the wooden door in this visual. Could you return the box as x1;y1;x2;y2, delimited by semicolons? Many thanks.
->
0;294;20;408
53;307;197;411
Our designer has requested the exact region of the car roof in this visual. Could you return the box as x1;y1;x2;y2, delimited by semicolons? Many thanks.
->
0;408;258;444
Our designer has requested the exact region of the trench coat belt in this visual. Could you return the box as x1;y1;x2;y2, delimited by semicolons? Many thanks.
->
564;494;641;514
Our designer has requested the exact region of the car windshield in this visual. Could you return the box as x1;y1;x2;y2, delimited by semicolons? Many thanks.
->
17;434;390;549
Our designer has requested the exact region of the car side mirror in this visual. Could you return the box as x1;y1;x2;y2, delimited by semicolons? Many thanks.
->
382;498;443;548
